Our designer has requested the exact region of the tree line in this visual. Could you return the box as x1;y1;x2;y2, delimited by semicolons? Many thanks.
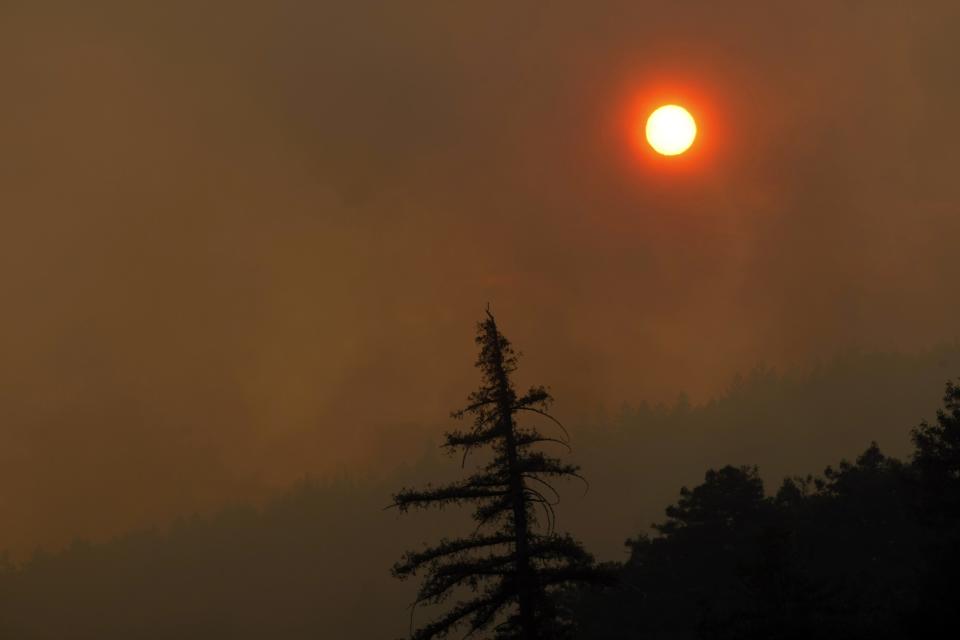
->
1;313;958;637
395;313;960;638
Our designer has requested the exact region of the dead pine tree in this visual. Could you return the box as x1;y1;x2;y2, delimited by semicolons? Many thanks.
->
390;309;608;640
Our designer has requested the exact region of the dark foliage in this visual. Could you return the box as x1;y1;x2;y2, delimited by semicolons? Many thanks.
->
0;348;955;638
909;381;960;632
391;311;609;639
574;379;960;639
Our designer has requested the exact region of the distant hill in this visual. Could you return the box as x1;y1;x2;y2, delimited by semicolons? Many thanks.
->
2;344;958;638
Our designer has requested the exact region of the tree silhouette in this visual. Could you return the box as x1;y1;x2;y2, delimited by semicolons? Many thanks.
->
573;443;930;638
391;310;606;640
910;380;960;632
912;380;960;521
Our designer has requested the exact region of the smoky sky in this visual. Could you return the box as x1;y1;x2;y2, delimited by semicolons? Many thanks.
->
2;0;959;552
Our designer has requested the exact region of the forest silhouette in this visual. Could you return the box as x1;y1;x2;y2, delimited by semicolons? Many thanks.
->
1;327;959;637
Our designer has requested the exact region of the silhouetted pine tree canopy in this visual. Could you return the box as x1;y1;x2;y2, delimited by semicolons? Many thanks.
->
391;310;610;640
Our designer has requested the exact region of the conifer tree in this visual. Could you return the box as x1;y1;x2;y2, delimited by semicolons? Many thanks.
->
391;310;605;640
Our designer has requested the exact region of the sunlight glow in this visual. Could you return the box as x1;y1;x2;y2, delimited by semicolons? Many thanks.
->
645;105;697;156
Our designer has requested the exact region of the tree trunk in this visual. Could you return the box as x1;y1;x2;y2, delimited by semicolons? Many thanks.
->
490;321;537;640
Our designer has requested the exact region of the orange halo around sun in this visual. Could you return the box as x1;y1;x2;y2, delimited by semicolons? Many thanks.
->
645;104;697;156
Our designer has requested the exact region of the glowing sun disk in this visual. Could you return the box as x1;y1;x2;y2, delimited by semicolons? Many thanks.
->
645;105;697;156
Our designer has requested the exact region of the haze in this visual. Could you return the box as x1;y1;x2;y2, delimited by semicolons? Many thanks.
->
2;0;959;558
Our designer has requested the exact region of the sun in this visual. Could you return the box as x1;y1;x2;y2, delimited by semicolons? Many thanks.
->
645;105;697;156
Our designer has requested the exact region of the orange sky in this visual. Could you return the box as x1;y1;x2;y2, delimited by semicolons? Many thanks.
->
2;0;960;553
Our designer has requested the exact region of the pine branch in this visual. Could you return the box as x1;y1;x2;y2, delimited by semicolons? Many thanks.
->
516;451;581;477
392;484;509;512
523;474;562;505
444;428;500;448
393;534;515;577
515;406;571;443
472;494;513;525
528;534;594;564
411;586;513;640
514;386;552;409
524;487;557;534
514;427;572;453
417;554;517;602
